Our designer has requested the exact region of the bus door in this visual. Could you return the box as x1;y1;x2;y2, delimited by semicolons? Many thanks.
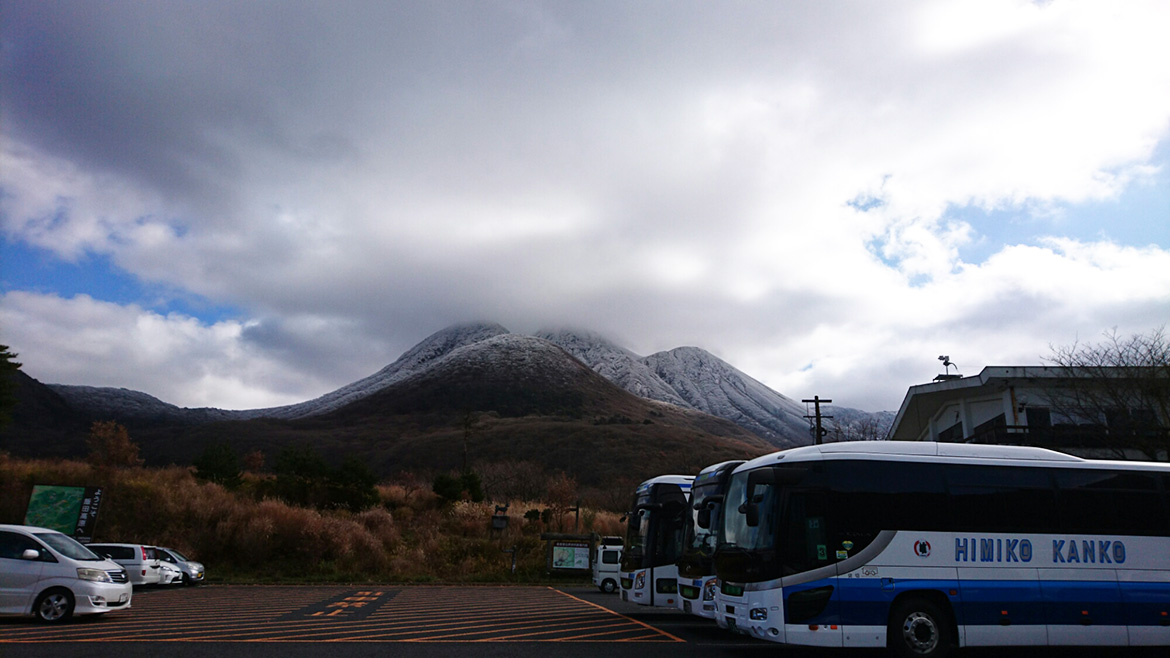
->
779;485;841;648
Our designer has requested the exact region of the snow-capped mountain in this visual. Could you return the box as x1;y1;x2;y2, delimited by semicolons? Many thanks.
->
45;384;242;425
642;347;811;447
50;322;510;423
538;330;811;446
252;322;510;420
48;322;889;445
533;329;691;406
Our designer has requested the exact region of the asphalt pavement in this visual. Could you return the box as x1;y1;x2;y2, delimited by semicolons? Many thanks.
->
0;584;1164;658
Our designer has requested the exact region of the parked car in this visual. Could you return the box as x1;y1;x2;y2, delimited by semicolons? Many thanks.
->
155;547;205;586
157;560;181;586
86;543;162;586
0;524;133;622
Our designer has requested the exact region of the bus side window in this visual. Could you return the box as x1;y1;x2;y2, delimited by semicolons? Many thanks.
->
1055;470;1168;537
781;491;830;576
825;461;947;556
947;465;1056;534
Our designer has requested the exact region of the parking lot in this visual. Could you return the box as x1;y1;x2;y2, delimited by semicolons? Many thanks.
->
0;584;695;643
3;584;1164;658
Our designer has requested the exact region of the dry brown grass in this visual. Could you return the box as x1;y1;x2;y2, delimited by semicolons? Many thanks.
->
0;454;626;583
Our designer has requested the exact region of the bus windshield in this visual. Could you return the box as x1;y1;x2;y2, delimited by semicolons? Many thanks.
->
623;507;651;568
720;469;777;552
685;482;722;555
621;483;689;572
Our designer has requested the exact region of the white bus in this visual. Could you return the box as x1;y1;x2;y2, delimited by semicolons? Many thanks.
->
676;460;744;618
620;474;693;607
714;441;1170;657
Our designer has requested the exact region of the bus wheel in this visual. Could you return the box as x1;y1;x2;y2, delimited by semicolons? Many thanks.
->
888;598;953;658
601;579;617;593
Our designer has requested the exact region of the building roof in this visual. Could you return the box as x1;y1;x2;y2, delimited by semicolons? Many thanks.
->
886;366;1117;441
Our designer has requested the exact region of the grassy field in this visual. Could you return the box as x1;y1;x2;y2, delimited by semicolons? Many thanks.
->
0;453;625;584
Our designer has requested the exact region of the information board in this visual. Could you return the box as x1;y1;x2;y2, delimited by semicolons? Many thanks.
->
24;485;104;543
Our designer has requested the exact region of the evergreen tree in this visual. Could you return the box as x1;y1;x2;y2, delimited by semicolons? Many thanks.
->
193;442;243;488
0;344;21;431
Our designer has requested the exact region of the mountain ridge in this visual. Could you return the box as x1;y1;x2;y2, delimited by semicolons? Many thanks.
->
46;322;891;445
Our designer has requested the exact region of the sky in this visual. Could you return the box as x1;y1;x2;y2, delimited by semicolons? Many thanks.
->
2;0;1169;414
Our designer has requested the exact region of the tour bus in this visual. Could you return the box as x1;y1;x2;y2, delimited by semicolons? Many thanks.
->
714;441;1170;657
620;474;694;607
676;460;744;618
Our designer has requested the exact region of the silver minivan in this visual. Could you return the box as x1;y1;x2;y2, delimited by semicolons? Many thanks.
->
86;543;163;586
0;524;133;622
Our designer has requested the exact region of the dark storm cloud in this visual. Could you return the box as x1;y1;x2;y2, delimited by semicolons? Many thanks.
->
2;1;1169;411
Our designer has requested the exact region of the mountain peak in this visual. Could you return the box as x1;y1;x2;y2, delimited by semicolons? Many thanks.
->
43;321;888;446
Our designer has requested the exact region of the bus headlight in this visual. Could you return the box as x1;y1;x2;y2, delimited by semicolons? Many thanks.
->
750;607;768;621
703;579;718;601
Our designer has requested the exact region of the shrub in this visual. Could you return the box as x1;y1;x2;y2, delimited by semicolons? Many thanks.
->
432;471;484;503
193;442;242;488
0;455;618;583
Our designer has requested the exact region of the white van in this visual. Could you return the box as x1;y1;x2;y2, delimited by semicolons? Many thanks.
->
592;537;623;593
87;543;162;586
0;524;133;622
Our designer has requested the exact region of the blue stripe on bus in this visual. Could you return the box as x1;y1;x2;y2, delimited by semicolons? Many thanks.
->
785;578;1170;628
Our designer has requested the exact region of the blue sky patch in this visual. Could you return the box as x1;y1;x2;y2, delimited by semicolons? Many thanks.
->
0;237;240;323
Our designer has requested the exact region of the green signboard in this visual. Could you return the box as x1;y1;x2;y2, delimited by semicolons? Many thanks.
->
24;485;104;542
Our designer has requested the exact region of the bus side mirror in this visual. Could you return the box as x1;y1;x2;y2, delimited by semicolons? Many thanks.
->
744;504;759;527
697;508;712;529
741;469;775;528
694;494;723;511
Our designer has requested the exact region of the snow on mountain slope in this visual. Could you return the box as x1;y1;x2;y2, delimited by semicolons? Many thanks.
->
539;329;811;446
535;329;690;406
47;385;246;424
51;322;510;423
48;322;883;446
254;322;510;419
642;346;811;447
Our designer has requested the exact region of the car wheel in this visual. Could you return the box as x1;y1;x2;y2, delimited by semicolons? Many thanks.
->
601;579;617;594
181;572;191;586
34;588;75;623
888;597;953;658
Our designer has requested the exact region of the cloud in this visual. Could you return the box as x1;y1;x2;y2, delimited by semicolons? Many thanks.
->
2;0;1169;412
0;291;397;409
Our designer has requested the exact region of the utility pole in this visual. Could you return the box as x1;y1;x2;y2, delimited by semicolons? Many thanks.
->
803;396;833;445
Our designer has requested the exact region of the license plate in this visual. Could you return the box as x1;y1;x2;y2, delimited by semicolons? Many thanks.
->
683;600;692;613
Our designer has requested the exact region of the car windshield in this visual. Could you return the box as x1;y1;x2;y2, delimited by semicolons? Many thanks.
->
166;548;189;561
35;532;104;561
